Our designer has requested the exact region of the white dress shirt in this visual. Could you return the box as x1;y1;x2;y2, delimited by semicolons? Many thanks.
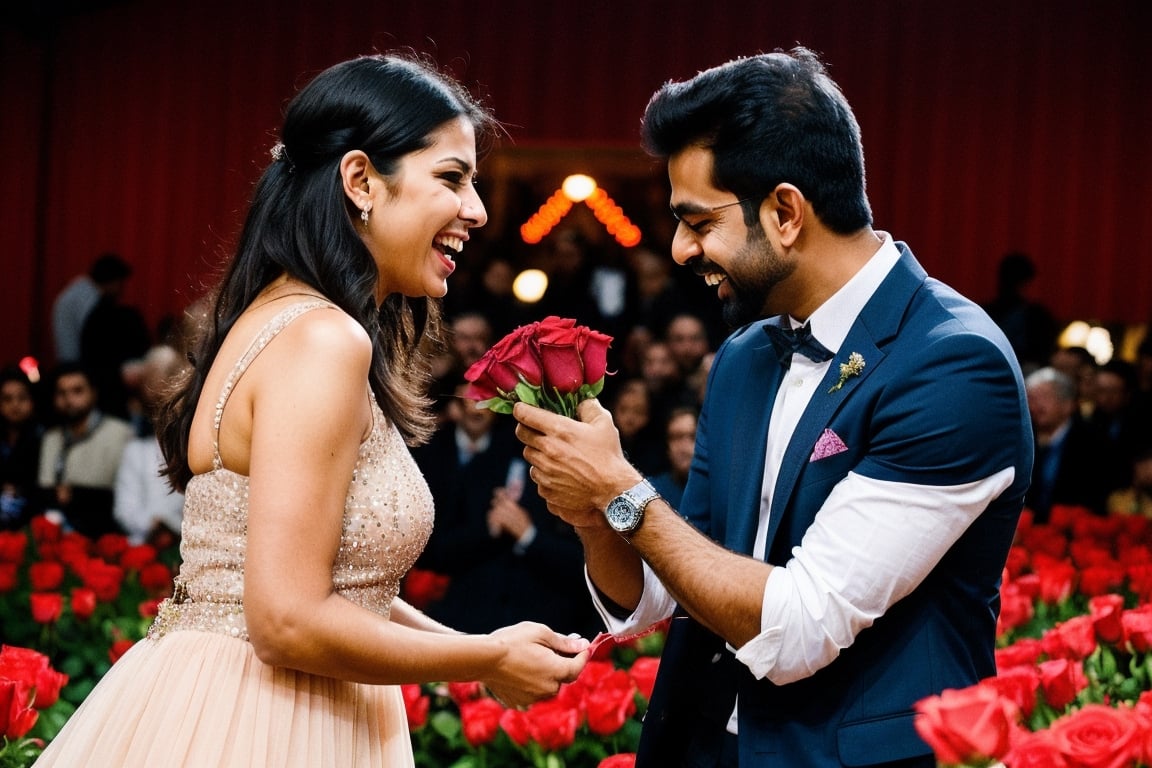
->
592;233;1015;688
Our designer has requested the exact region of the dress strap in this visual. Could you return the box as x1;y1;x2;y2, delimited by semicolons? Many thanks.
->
211;301;334;470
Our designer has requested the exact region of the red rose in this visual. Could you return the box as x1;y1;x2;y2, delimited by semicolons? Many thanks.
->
0;530;27;563
1004;546;1030;579
1070;540;1114;568
1002;728;1072;768
29;515;61;545
1121;604;1152;653
58;535;91;574
29;592;63;624
996;638;1044;671
628;655;660;701
1088;593;1126;644
401;684;431;731
499;707;532;747
0;563;17;593
28;560;65;591
997;582;1035;635
1035;560;1078;605
981;668;1040;719
108;638;134;664
400;684;429;730
1127;563;1152;603
585;669;637;736
139;562;173;594
460;697;505;747
119;544;158;571
536;316;611;394
1041;615;1098;661
465;322;545;401
0;678;38;740
525;698;581;751
401;568;449;610
139;597;163;618
447;680;482;704
80;557;124;602
913;685;1018;764
0;645;68;709
70;587;96;620
597;755;637;768
1079;564;1126;597
1048;704;1144;768
95;533;129;561
1037;658;1089;711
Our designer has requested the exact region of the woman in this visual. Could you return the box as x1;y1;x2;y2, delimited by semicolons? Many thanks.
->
0;365;42;530
35;54;589;767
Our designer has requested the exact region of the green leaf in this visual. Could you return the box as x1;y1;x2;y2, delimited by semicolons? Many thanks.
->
514;382;541;406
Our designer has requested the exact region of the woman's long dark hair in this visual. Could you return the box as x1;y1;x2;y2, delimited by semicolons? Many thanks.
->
158;54;497;491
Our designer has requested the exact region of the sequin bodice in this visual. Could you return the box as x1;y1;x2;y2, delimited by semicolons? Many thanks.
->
148;302;434;642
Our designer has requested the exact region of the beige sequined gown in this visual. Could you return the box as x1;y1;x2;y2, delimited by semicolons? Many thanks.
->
35;302;434;767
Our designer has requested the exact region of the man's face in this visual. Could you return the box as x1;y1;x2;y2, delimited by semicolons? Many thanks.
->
53;372;96;425
1093;371;1129;416
667;145;796;327
450;316;492;370
1026;381;1074;434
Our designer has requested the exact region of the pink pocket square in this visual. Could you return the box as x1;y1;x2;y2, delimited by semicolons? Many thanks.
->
810;428;848;462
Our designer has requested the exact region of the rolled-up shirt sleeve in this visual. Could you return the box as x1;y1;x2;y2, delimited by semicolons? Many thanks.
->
734;467;1014;684
588;560;678;636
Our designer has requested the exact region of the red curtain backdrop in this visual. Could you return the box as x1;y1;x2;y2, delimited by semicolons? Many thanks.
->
2;0;1150;367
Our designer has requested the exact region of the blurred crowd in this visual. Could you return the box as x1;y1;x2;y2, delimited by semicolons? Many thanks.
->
4;242;1152;637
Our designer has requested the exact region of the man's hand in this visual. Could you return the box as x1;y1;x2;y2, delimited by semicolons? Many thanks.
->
513;399;642;521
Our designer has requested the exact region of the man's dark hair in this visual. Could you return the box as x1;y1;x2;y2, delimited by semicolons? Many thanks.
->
641;46;871;234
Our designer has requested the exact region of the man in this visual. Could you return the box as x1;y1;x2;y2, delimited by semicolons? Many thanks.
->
51;252;132;364
1024;366;1114;521
515;48;1032;767
38;363;134;539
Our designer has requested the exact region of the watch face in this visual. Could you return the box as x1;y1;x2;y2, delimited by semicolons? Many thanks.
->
605;497;641;533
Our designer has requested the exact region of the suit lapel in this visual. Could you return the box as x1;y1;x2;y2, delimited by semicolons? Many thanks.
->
728;327;783;554
761;246;928;558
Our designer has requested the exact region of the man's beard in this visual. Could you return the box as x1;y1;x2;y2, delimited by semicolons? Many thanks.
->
719;223;795;327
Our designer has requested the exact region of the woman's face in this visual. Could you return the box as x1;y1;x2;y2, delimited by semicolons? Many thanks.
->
0;380;33;426
364;116;487;300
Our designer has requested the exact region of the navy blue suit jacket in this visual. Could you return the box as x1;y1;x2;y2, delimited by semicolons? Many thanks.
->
636;244;1033;767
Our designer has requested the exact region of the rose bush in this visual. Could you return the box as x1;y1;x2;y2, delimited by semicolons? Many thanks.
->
465;316;612;418
0;646;68;767
915;505;1152;767
0;515;177;764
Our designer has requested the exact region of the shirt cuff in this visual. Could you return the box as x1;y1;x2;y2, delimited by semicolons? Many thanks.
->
512;525;537;555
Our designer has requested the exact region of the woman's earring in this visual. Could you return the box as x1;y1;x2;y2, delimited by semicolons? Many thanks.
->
361;207;370;226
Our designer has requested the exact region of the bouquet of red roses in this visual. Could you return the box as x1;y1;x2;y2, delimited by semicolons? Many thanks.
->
464;316;612;418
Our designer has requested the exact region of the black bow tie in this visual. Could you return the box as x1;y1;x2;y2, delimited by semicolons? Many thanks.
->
764;322;834;367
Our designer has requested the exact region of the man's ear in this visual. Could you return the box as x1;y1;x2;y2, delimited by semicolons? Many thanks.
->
760;183;806;248
339;150;373;211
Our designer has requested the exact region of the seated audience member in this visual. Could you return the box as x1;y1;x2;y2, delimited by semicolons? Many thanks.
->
664;313;713;381
0;366;44;530
1024;366;1115;522
1049;345;1098;418
1108;445;1152;518
648;406;698;509
1088;359;1146;490
980;251;1059;374
37;363;134;538
412;384;600;638
114;346;186;547
609;377;666;477
79;255;152;418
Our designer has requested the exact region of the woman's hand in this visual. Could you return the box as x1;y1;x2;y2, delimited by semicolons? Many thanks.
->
481;622;590;708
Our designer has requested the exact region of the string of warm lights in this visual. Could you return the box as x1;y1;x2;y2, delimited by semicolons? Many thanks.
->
519;175;641;247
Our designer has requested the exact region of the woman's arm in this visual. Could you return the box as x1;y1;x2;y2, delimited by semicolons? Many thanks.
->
237;310;587;705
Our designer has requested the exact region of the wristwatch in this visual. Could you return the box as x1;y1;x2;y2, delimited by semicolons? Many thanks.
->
604;479;662;537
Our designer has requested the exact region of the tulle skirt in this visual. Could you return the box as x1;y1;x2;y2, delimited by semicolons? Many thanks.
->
33;630;414;767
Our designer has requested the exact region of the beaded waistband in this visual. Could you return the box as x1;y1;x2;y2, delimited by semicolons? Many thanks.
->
146;595;249;642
